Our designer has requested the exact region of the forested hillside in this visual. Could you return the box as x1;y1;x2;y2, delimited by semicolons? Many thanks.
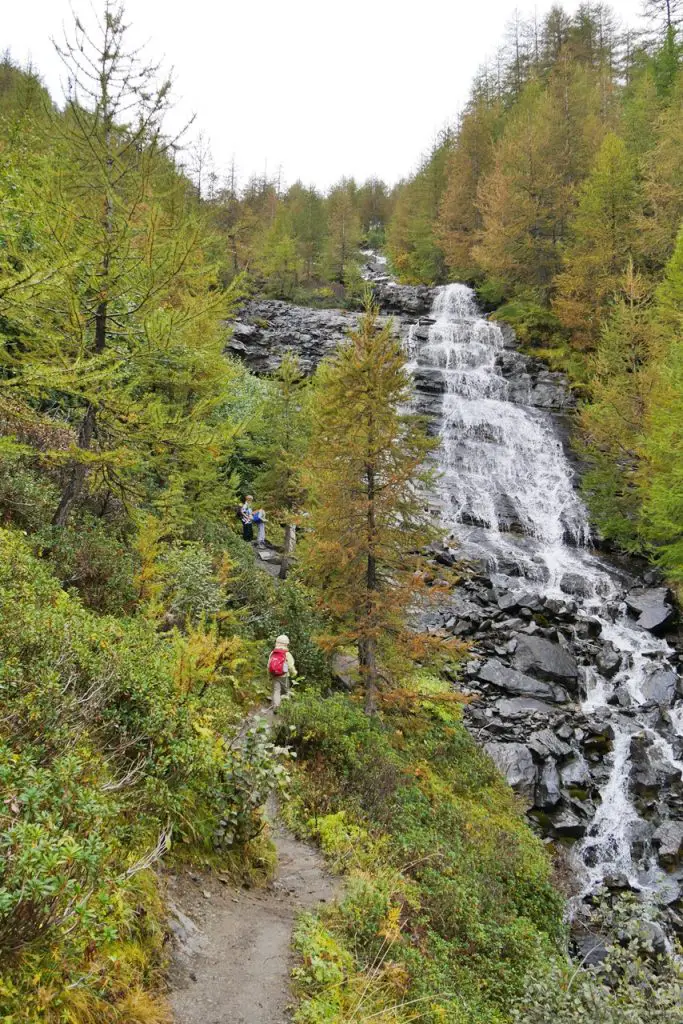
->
385;1;683;586
1;3;682;1024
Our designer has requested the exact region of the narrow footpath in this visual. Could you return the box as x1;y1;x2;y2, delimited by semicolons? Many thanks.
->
167;803;338;1024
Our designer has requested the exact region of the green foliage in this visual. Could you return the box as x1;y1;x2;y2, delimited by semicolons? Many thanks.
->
492;296;566;348
280;692;564;1024
387;136;452;284
0;527;287;1018
303;303;436;710
512;897;683;1024
162;543;224;623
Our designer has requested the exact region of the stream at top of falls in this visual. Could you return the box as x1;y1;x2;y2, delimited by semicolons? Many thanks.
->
410;282;682;913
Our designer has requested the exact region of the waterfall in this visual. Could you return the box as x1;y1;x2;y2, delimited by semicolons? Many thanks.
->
416;283;682;907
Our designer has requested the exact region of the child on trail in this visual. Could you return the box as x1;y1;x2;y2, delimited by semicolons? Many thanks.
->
253;508;267;547
240;495;254;542
268;634;297;710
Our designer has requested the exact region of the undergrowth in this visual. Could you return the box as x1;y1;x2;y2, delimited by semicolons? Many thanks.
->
0;527;293;1021
276;681;565;1024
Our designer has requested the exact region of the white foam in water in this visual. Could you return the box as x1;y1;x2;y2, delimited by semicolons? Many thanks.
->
417;283;682;901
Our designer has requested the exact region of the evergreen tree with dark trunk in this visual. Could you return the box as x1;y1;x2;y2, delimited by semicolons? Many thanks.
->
303;302;435;713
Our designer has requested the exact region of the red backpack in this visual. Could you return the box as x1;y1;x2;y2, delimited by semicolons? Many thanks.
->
268;648;287;676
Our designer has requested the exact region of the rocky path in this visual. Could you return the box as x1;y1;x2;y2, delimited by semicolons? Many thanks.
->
167;803;338;1024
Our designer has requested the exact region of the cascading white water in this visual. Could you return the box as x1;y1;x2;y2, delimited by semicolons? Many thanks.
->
417;283;682;901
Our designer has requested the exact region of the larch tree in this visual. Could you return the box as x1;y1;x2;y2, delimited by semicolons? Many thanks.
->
579;263;656;548
437;94;502;280
474;83;571;295
251;351;309;580
0;3;239;526
386;138;451;285
303;302;435;713
638;225;683;584
553;132;641;349
324;181;361;284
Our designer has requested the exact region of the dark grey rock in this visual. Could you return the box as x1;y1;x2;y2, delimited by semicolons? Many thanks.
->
495;697;559;718
625;587;675;634
550;808;586;838
560;573;594;598
483;741;537;804
596;644;622;679
640;668;677;707
572;932;609;967
536;761;562;808
528;729;572;759
560;757;592;787
513;634;579;683
477;659;570;703
653;821;683;868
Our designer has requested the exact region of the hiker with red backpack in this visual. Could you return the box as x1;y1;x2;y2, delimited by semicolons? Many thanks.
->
268;634;297;710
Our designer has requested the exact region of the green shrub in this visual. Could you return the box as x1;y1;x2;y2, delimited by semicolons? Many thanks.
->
0;458;58;532
36;515;137;614
280;692;564;1024
163;542;224;622
492;296;565;348
0;527;286;1019
512;897;683;1024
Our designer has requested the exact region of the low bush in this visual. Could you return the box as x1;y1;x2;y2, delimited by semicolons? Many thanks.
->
0;528;287;1020
279;688;565;1023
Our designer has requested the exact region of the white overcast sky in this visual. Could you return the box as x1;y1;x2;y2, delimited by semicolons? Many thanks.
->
5;0;644;192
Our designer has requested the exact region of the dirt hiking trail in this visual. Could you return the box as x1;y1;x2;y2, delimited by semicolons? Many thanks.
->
167;799;338;1024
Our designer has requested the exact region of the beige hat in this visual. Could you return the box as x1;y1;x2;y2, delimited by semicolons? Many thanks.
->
275;634;290;648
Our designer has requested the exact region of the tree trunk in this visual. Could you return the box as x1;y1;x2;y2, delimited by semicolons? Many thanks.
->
359;635;378;715
362;459;378;715
52;403;96;527
279;522;296;580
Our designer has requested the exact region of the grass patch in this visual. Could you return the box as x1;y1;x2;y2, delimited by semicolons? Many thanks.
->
277;687;565;1024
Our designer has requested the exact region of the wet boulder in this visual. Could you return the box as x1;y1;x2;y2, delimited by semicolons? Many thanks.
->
625;587;675;634
550;808;586;838
560;572;594;598
596;643;622;679
629;732;683;795
655;819;683;868
536;761;562;809
512;634;579;685
639;667;677;707
413;366;446;395
495;696;559;719
653;821;683;869
477;659;570;703
528;728;572;759
484;741;537;805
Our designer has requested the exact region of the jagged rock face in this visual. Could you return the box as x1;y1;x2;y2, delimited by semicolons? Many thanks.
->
227;281;427;377
226;300;362;375
372;280;435;316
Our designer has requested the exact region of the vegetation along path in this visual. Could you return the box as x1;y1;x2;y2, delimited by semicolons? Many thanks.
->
167;792;338;1024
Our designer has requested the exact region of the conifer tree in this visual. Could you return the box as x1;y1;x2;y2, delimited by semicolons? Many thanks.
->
579;263;655;547
553;132;641;348
324;181;361;284
386;139;451;285
303;302;435;713
286;182;327;282
437;95;502;280
638;70;683;267
638;225;683;583
474;83;572;294
251;352;309;579
257;207;301;299
0;4;239;526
